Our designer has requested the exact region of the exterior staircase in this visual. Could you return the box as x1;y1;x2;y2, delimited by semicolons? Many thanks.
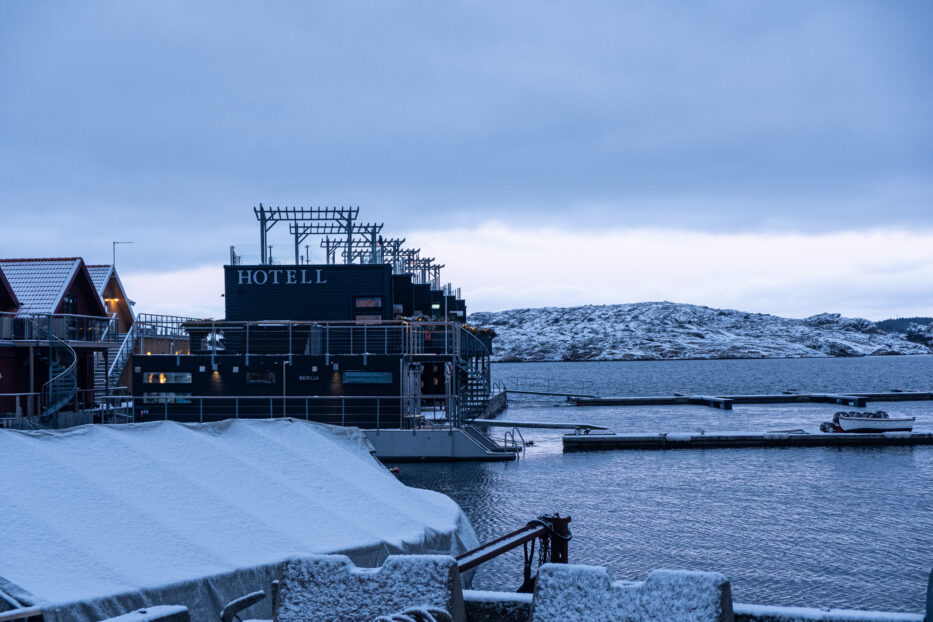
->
95;323;137;397
40;338;78;419
455;327;492;423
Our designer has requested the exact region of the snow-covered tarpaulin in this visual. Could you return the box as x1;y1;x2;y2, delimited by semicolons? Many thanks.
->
0;419;479;621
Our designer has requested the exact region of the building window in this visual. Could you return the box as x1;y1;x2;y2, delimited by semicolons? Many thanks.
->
143;372;193;384
246;371;276;384
62;295;77;314
343;371;393;384
355;314;382;324
143;392;192;404
355;297;383;309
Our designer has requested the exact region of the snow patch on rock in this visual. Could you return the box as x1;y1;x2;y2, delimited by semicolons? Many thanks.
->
468;302;933;362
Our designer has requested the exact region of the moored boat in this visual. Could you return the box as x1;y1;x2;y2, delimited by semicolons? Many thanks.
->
820;410;915;433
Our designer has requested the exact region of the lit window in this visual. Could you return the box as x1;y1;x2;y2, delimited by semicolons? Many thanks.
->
143;372;192;384
246;371;276;384
355;297;383;308
142;392;192;404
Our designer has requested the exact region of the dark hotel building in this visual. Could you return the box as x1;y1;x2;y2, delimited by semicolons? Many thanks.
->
131;206;493;429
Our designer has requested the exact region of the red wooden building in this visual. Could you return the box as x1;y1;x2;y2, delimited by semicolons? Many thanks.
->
0;258;117;423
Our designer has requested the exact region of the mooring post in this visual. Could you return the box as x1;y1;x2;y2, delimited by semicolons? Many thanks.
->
548;514;572;564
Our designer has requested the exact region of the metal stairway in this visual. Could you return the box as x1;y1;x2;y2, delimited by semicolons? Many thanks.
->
98;323;137;395
40;337;78;419
455;327;492;423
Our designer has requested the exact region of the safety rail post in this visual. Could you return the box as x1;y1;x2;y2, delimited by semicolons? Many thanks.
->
376;398;380;433
164;402;168;420
549;515;572;564
200;399;203;423
305;397;308;420
341;397;345;426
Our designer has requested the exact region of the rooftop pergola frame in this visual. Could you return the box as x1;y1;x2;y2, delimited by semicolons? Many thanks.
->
320;236;406;265
254;204;360;265
250;204;452;293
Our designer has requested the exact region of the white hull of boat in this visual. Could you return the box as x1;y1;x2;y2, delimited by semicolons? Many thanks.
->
837;416;915;433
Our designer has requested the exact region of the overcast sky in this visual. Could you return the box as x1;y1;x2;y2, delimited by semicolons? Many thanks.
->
1;1;931;319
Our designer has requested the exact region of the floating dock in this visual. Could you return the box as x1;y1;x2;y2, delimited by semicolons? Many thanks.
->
562;430;933;451
573;391;933;409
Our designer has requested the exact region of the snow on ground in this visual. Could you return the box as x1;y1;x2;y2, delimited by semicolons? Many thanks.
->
468;302;933;362
0;419;478;620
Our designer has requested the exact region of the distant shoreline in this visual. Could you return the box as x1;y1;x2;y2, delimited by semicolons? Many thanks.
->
492;352;933;364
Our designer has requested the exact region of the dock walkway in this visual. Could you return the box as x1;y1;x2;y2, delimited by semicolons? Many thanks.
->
563;430;933;451
574;391;933;409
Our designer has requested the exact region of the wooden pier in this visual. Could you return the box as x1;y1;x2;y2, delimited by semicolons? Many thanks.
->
562;430;933;452
573;391;933;409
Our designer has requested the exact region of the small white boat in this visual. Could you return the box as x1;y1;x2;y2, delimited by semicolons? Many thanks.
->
821;410;915;433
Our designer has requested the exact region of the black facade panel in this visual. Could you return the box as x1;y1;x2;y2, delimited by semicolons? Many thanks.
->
412;284;432;317
224;264;393;322
134;353;403;428
429;289;444;320
391;274;414;317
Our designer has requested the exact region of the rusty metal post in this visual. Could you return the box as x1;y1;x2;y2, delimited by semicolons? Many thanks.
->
548;514;571;564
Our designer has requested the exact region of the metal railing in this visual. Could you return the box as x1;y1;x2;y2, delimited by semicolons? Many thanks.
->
0;311;119;343
131;318;484;361
108;323;138;386
40;335;77;417
118;393;458;432
2;388;132;428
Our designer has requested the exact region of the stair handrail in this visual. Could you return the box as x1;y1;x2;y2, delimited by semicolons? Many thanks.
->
41;335;77;416
108;323;138;386
99;313;119;342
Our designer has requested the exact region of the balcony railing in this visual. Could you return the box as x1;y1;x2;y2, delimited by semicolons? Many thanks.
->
0;312;119;344
131;318;491;361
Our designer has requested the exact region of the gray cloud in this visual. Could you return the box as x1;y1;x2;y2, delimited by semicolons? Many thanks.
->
1;1;931;274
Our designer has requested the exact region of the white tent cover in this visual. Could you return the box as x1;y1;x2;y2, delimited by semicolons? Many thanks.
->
0;419;479;621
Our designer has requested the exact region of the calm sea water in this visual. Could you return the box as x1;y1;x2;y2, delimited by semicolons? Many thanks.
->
396;356;933;614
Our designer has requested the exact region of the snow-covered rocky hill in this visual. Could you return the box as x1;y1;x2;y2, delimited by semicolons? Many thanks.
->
467;302;933;362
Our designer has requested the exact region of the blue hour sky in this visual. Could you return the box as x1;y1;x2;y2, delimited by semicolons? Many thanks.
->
1;1;931;319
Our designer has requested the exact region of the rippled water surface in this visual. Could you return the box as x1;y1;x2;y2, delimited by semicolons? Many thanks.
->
397;356;933;614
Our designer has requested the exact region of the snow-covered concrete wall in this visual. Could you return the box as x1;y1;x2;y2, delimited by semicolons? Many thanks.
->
530;565;733;622
463;590;533;622
276;555;466;622
732;603;923;622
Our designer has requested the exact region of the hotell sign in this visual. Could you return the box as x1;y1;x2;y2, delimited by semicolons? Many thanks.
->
237;268;327;286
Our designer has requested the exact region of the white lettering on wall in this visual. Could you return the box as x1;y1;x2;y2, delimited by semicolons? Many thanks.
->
237;268;328;286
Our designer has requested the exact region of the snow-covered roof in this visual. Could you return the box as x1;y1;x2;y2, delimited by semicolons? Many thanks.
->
0;265;20;310
0;258;81;314
0;419;478;621
85;264;113;294
87;264;136;320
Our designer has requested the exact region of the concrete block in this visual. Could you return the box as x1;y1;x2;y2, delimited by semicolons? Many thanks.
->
274;555;466;622
100;605;190;622
463;589;532;622
531;564;733;622
733;603;923;621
